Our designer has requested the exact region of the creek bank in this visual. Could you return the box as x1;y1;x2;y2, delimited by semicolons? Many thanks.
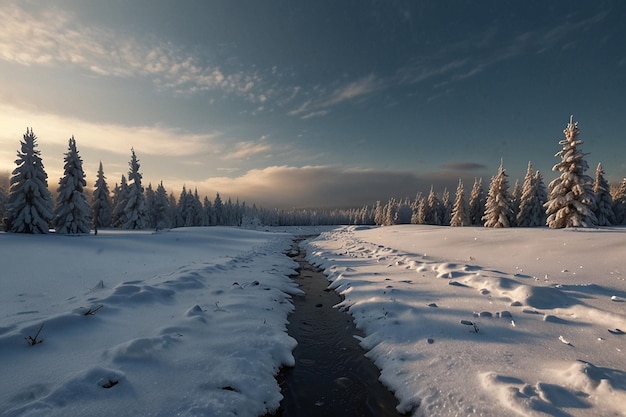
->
271;238;405;417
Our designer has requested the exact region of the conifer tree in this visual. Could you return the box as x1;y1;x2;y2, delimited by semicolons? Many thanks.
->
92;161;112;228
593;163;617;226
168;193;178;226
202;196;213;226
517;162;546;227
450;179;470;226
112;175;129;228
411;197;426;224
373;200;384;226
123;148;147;229
468;178;484;226
3;128;54;233
154;181;171;230
54;136;91;234
191;189;204;226
482;161;514;228
214;192;224;225
612;178;626;225
144;183;156;228
545;116;597;228
176;185;190;227
425;187;442;225
510;179;521;227
535;171;548;217
441;188;452;226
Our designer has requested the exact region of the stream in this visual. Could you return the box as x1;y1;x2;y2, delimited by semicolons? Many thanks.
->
271;238;405;417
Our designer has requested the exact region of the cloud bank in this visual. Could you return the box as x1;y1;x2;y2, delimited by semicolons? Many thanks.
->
188;165;484;209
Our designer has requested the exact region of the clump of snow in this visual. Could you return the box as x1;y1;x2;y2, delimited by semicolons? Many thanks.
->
306;225;626;417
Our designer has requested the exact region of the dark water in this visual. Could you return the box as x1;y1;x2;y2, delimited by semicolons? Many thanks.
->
271;240;406;417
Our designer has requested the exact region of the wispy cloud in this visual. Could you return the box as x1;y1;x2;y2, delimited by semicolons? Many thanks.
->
288;75;383;118
222;138;273;160
0;3;264;101
0;103;222;181
285;9;609;118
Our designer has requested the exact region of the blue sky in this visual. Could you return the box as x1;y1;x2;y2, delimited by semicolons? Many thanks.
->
1;1;624;208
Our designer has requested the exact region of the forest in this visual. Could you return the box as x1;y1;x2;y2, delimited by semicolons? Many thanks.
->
1;117;626;232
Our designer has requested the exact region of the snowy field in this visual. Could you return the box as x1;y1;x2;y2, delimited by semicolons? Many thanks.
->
1;225;625;417
305;225;626;417
0;227;303;417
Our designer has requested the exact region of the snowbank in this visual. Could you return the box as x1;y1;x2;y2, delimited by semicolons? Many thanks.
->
0;227;300;417
305;225;626;417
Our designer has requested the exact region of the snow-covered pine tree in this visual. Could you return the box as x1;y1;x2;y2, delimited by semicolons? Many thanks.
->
468;178;484;225
92;161;112;228
593;163;617;226
111;176;129;228
191;189;204;226
144;183;157;228
510;179;521;227
450;179;470;227
54;136;91;234
545;116;597;228
373;200;384;226
411;196;426;224
611;178;626;225
168;193;178;226
202;196;213;226
482;161;514;228
153;181;171;230
176;185;190;227
3;128;54;233
214;192;224;225
441;188;452;226
123;148;147;229
425;186;442;225
535;170;548;220
517;162;545;227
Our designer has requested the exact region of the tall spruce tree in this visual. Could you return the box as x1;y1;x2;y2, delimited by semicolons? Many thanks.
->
517;162;546;227
441;188;452;226
450;179;470;227
593;163;617;226
213;192;224;225
54;136;91;234
612;178;626;225
545;116;597;228
154;181;171;230
482;161;514;228
111;175;129;228
123;148;147;229
92;161;112;228
468;178;485;226
144;183;157;228
3;128;54;233
426;186;442;225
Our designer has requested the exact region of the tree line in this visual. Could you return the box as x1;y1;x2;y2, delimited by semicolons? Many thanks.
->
1;116;625;233
371;116;626;228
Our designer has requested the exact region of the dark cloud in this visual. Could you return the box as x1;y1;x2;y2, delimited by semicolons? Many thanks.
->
439;162;487;171
190;165;505;209
196;165;467;209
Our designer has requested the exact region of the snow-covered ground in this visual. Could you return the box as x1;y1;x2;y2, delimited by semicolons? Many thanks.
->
0;227;302;417
2;225;625;417
305;225;626;417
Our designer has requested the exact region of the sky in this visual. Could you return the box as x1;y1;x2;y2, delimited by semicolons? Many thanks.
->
1;1;625;209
